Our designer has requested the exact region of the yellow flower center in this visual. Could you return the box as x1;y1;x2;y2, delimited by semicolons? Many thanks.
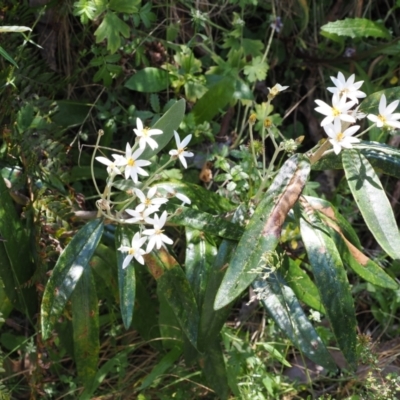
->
144;198;152;206
143;128;149;137
378;114;386;124
128;248;136;255
127;158;135;167
332;107;340;117
270;88;279;96
336;132;344;142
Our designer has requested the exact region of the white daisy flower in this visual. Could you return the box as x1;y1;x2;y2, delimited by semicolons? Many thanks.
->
367;94;400;129
118;232;147;268
315;94;356;127
95;156;122;176
323;119;360;155
115;143;151;183
133;118;163;150
327;72;366;103
169;132;194;168
134;187;168;212
125;206;159;224
142;211;173;252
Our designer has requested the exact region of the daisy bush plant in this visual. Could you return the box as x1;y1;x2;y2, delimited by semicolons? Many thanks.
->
39;76;400;398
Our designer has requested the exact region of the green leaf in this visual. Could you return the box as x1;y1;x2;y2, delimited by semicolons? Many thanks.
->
342;149;400;260
0;45;18;67
283;257;326;314
41;219;104;340
115;226;136;329
299;207;357;369
157;181;234;213
321;18;391;39
0;177;36;314
198;206;245;352
312;141;400;180
191;77;236;125
254;270;336;371
145;249;200;348
140;98;186;160
71;266;99;389
202;339;229;399
359;87;400;114
125;67;170;93
214;154;310;310
243;56;269;83
138;346;182;390
326;224;398;290
185;229;217;309
167;205;244;240
94;12;130;54
304;196;362;249
53;100;92;128
109;0;140;13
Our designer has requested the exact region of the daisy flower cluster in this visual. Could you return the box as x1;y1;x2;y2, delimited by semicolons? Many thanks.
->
314;71;400;154
94;118;194;268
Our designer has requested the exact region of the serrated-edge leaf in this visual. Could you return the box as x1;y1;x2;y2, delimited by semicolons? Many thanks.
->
140;98;185;160
254;271;336;371
115;226;136;329
41;219;104;339
299;210;357;369
72;266;99;389
214;154;310;310
342;149;400;259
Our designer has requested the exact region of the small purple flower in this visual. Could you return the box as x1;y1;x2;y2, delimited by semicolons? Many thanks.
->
270;17;283;33
344;47;356;58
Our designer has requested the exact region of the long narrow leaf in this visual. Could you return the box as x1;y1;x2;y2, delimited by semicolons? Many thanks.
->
185;228;217;309
342;149;400;259
145;249;200;348
254;270;336;371
41;219;104;339
115;226;136;329
299;203;357;369
71;266;99;390
214;154;310;309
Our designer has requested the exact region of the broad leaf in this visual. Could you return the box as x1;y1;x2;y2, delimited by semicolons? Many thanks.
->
72;266;99;389
125;67;170;93
141;98;186;160
342;149;400;260
109;0;140;13
214;154;310;310
299;204;357;369
41;219;104;339
191;77;236;124
254;270;336;371
359;87;400;114
321;18;391;39
115;226;136;329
